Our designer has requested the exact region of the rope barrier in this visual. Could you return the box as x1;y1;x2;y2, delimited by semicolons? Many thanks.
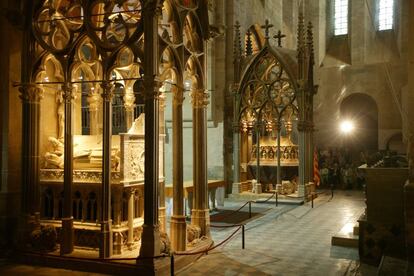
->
210;223;243;228
210;201;251;222
211;192;278;223
253;192;276;203
174;225;242;256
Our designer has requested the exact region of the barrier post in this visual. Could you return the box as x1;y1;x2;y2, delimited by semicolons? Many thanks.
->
275;192;278;207
170;253;174;276
311;193;314;208
242;225;245;249
248;201;252;218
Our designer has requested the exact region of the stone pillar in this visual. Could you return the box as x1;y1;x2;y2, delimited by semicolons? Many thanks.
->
232;124;241;194
170;86;186;251
100;81;113;258
82;194;87;222
127;188;134;248
297;121;306;197
58;83;74;254
88;91;100;135
18;84;43;244
113;188;121;226
232;87;241;194
138;2;161;263
53;190;59;219
255;123;261;187
406;1;414;271
405;181;414;273
158;93;166;233
124;87;135;129
276;122;282;186
191;88;210;237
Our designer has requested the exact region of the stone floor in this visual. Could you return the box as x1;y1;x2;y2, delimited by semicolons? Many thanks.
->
0;190;379;275
178;190;377;276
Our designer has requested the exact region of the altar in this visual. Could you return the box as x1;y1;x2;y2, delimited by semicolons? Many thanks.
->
248;136;299;186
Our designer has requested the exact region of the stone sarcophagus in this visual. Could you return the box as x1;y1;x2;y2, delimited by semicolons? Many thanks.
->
38;114;165;253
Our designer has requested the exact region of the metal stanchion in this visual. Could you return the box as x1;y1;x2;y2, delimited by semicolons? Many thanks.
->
248;201;252;218
275;192;278;207
170;254;174;276
311;193;314;208
242;225;245;249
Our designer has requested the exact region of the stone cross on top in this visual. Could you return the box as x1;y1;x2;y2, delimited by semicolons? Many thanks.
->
274;30;286;47
261;19;273;43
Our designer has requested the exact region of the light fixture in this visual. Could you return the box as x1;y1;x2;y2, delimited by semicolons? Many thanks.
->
339;120;354;134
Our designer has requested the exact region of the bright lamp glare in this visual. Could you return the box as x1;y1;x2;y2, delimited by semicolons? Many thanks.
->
340;120;354;134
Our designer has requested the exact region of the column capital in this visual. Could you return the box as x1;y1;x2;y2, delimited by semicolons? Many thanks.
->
233;122;241;132
231;83;240;94
62;83;76;103
190;88;209;108
143;78;162;101
172;85;185;105
100;81;114;102
19;83;44;103
129;187;137;195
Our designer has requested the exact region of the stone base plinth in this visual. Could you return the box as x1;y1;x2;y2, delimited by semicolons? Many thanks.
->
60;217;74;255
191;209;210;237
99;220;113;258
158;207;166;233
138;224;161;258
232;182;242;194
170;215;187;251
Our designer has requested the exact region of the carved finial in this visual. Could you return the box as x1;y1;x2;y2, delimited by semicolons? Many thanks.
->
246;29;253;56
297;12;305;59
234;21;242;60
261;19;273;44
307;21;314;66
273;30;286;47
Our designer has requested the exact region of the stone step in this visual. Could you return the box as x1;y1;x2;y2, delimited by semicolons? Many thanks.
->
377;256;407;276
331;222;359;248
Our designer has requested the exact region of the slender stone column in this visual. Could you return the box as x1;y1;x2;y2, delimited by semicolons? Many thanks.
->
53;190;59;219
61;83;74;255
113;188;122;226
138;2;162;262
406;3;414;271
276;121;282;186
100;81;113;258
297;121;306;197
232;86;241;194
191;88;210;237
88;91;100;135
127;189;134;248
158;93;166;232
124;87;136;129
18;84;43;243
232;126;241;193
170;86;186;251
255;123;261;185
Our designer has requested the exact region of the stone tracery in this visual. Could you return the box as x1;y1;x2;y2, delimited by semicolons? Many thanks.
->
22;0;211;261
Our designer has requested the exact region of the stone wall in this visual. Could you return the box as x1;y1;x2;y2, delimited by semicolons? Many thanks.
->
312;0;408;151
0;1;23;249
